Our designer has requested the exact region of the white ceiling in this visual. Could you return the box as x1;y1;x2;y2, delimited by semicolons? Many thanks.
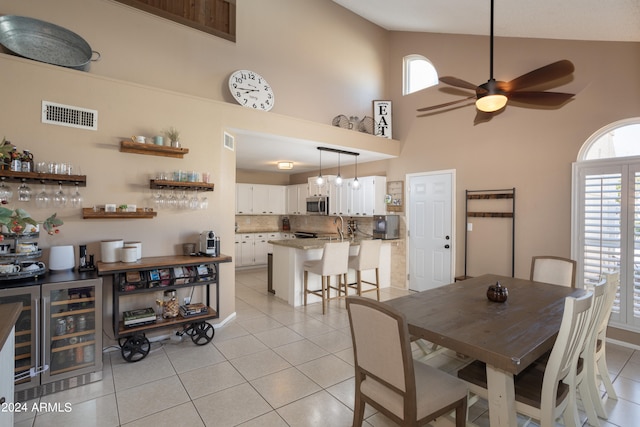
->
237;0;640;175
332;0;640;42
234;129;394;174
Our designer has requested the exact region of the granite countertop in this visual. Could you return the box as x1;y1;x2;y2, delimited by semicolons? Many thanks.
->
0;302;22;350
269;237;397;250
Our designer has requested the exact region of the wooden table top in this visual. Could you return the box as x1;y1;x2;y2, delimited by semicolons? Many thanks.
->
385;274;587;374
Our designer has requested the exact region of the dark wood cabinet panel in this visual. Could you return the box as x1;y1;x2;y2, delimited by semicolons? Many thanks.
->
114;0;236;41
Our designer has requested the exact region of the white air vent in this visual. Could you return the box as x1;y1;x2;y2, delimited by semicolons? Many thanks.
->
42;101;98;131
224;131;235;151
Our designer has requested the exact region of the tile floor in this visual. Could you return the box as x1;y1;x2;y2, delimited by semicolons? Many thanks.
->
12;268;640;426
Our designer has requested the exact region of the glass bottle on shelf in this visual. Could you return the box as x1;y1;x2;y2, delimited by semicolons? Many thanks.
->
162;289;179;318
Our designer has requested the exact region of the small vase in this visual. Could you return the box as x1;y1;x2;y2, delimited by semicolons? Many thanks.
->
171;140;180;148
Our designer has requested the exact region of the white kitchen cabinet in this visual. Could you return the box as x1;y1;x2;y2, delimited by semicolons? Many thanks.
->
308;175;334;197
328;177;349;215
348;176;387;216
254;233;270;264
267;232;281;253
236;183;254;214
266;185;286;215
237;184;286;215
253;185;286;215
238;234;255;266
286;183;308;215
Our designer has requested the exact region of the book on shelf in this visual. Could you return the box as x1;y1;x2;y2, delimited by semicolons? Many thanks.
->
179;303;208;317
123;307;156;326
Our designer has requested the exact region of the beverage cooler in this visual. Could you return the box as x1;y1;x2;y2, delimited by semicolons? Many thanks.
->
0;277;103;401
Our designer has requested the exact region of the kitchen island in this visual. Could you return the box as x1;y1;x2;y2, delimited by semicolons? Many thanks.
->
269;238;392;307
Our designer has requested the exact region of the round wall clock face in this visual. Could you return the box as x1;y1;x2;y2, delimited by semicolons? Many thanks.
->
228;70;275;111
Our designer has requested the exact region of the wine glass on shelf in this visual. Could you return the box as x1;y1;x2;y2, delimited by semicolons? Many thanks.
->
35;184;50;208
53;183;67;208
69;183;83;208
0;180;13;204
189;191;200;210
17;180;31;202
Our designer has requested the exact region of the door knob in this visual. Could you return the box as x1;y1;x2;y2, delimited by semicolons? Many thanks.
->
444;244;450;249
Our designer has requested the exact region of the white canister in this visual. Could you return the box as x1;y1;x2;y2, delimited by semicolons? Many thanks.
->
49;246;75;271
124;241;142;260
101;239;124;263
120;246;138;263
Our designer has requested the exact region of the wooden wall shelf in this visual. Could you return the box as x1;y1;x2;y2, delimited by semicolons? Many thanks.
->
120;140;189;158
0;170;86;186
149;179;214;191
82;208;157;219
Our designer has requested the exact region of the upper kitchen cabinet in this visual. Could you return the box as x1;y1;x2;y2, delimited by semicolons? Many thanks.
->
286;183;308;215
307;175;335;197
236;184;286;215
328;177;349;216
348;176;387;216
254;185;286;215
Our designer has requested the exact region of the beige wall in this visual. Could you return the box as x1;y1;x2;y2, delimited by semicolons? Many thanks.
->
3;1;640;342
386;32;640;279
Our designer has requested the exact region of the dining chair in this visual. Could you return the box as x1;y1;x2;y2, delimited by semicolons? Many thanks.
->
573;279;607;427
457;292;594;427
586;271;620;420
346;296;468;427
530;255;577;287
303;241;350;314
347;239;382;300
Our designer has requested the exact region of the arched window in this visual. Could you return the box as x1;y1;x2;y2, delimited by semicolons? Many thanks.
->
403;55;438;96
572;117;640;332
579;118;640;160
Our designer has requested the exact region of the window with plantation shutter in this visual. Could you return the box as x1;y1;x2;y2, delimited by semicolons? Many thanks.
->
573;118;640;332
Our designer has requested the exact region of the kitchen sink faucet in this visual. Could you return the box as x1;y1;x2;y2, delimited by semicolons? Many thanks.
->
334;216;344;241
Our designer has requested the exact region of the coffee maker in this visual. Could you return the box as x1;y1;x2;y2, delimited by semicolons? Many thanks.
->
199;230;219;256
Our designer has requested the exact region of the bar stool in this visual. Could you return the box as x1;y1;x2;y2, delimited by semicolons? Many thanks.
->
303;241;350;314
347;239;382;301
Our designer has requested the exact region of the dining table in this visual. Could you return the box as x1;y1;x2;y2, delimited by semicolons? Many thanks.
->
384;273;587;427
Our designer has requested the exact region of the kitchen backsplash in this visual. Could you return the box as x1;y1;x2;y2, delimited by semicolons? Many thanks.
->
235;215;375;236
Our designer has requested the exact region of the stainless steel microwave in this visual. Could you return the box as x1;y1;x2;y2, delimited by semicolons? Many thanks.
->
306;196;329;215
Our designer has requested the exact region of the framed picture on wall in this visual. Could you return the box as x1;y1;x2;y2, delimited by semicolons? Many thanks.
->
373;100;392;138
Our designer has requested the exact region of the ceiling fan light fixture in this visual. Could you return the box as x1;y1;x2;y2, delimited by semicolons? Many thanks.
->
277;161;293;170
476;93;508;112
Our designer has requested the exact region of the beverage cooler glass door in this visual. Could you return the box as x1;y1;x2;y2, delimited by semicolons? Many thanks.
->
41;279;103;384
0;286;40;391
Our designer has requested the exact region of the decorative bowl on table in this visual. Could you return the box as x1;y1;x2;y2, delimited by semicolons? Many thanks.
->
487;281;508;302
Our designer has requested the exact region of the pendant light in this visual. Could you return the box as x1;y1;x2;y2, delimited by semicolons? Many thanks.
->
315;148;324;186
351;154;360;190
334;153;343;186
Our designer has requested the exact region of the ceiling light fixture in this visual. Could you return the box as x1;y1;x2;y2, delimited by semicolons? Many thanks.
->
315;149;324;186
475;79;507;112
334;153;343;186
316;147;360;188
277;161;293;170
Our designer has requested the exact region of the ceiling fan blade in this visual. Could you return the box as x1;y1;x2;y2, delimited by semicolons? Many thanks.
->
417;96;476;112
504;60;575;92
508;91;575;106
439;76;479;91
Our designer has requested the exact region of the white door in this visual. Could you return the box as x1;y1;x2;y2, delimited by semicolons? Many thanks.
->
408;171;454;291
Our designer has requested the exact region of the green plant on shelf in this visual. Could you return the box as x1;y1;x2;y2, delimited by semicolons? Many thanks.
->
0;207;63;236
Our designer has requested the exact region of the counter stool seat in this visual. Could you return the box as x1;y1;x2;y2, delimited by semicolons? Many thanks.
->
347;239;382;301
303;241;350;314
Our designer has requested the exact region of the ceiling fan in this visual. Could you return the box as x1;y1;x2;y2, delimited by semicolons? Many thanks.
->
417;0;575;123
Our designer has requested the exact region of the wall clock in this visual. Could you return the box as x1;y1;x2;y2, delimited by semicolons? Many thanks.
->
228;70;275;111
